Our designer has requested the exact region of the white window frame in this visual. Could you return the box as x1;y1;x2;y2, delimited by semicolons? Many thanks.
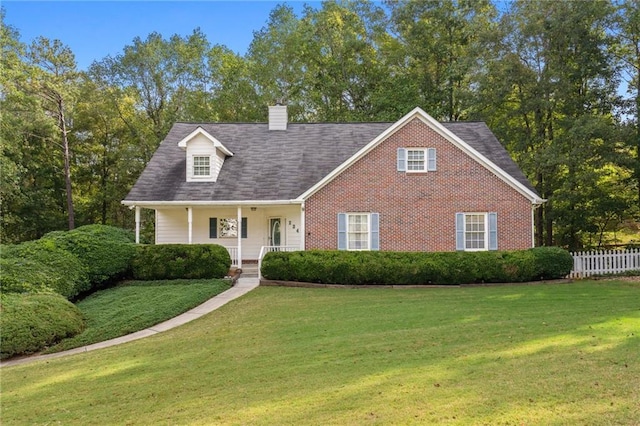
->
399;147;436;173
347;213;371;251
192;155;212;178
463;213;488;251
406;148;427;172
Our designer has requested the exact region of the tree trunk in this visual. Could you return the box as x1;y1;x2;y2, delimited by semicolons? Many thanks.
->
59;97;75;230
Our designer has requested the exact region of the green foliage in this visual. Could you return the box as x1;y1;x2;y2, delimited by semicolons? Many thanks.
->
1;3;638;249
530;246;575;280
1;239;89;299
0;293;85;359
41;224;136;288
131;244;231;280
261;248;574;285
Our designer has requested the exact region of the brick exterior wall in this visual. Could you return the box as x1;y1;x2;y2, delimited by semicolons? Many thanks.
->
304;118;534;252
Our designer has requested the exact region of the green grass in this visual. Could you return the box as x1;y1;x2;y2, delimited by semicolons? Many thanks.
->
44;279;231;353
2;281;639;425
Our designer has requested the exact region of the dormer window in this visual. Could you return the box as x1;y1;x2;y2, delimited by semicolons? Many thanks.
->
178;127;233;183
193;156;211;177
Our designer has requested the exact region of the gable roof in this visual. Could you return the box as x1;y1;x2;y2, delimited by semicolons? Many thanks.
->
299;107;542;203
123;110;541;205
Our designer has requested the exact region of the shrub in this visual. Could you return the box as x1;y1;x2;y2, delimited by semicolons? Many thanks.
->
0;293;85;359
131;244;231;280
2;240;90;299
530;246;575;279
42;225;136;288
261;248;574;285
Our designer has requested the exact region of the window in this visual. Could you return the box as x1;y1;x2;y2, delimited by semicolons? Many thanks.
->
348;214;369;250
338;213;380;251
397;148;436;172
465;214;486;250
456;212;497;251
193;156;211;177
407;149;425;171
209;217;247;239
219;218;238;238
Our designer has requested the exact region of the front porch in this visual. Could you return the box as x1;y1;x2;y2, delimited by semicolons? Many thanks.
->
224;245;299;268
133;202;305;268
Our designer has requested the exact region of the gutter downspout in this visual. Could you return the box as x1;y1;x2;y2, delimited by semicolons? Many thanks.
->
531;202;545;247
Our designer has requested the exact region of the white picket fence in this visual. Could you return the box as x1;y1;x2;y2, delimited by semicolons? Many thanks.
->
570;248;640;278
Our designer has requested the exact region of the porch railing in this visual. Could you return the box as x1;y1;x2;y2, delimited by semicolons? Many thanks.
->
258;245;300;279
226;246;238;267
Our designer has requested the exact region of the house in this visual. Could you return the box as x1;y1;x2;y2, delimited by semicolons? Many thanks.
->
123;106;544;267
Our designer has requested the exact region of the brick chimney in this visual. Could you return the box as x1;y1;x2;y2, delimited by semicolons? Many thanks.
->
268;104;287;131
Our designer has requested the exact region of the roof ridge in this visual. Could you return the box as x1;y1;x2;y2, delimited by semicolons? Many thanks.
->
175;121;396;125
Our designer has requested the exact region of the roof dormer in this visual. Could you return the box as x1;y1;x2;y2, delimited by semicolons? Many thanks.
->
178;127;233;183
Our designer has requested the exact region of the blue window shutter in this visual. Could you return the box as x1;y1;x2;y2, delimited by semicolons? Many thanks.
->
455;213;465;251
488;212;498;250
338;213;347;250
397;148;406;172
209;218;217;239
241;217;247;239
427;148;437;171
370;213;380;251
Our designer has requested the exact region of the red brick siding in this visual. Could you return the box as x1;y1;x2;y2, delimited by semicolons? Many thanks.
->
305;118;533;252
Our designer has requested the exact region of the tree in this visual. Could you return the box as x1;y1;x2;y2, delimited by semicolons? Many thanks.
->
387;0;497;121
208;45;262;122
89;30;212;151
26;37;80;230
72;79;144;227
474;0;626;249
0;10;29;241
246;5;307;121
613;0;640;210
296;0;392;121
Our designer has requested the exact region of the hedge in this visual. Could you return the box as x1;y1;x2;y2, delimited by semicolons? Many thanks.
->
1;240;90;299
260;247;574;285
0;293;85;359
131;244;231;280
42;225;136;288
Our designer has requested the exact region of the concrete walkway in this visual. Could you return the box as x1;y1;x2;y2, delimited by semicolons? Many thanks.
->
1;277;259;368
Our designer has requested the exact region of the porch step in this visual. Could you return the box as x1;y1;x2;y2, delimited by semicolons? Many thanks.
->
239;264;259;278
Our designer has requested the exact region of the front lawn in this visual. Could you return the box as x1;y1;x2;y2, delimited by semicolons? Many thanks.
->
2;281;639;424
44;279;231;353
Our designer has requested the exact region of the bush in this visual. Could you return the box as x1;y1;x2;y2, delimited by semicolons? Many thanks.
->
42;225;136;288
131;244;231;280
0;293;85;359
530;246;575;279
2;240;90;299
261;247;574;285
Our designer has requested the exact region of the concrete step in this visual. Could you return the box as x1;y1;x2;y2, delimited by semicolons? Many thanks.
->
239;264;259;277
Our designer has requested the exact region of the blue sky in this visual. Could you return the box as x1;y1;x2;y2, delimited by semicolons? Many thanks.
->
3;1;316;70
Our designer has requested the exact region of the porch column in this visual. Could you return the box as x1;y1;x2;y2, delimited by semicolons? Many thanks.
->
237;206;242;268
187;207;193;244
135;206;141;244
300;202;305;250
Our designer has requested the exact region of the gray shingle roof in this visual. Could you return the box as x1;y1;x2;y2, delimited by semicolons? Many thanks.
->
124;120;538;203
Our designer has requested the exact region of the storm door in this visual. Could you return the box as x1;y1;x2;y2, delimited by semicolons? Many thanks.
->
269;218;282;247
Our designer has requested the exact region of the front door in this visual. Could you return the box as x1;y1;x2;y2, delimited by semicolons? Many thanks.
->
269;218;282;247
